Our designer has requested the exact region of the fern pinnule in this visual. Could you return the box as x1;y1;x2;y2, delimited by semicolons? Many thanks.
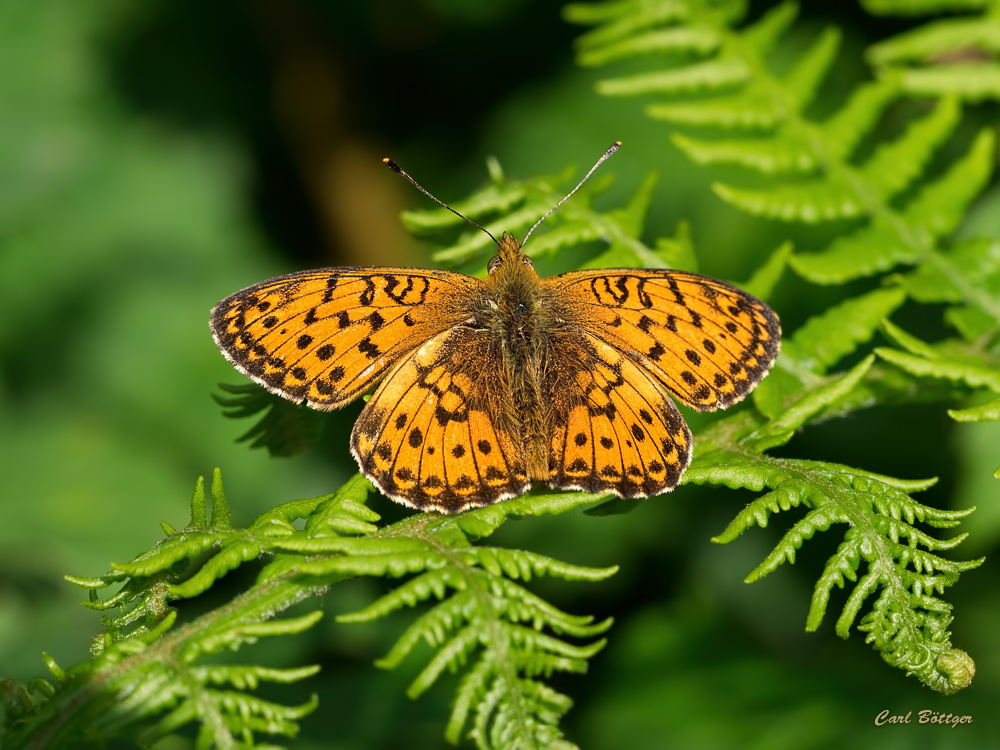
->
865;3;1000;103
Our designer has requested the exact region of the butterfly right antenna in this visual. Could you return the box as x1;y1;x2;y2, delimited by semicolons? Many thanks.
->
383;157;499;246
521;140;621;247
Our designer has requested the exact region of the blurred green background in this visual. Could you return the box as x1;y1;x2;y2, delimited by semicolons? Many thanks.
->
1;1;997;747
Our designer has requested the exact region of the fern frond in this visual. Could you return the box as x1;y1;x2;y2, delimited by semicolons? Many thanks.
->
572;0;998;333
334;492;615;749
407;160;672;271
894;63;1000;102
782;288;907;375
687;416;983;695
948;394;1000;421
669;237;986;695
895;238;1000;305
750;285;910;418
874;317;1000;427
9;470;615;748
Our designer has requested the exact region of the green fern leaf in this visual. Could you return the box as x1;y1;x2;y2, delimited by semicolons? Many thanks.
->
867;15;1000;67
860;95;960;202
861;0;987;15
903;128;995;237
671;131;817;174
878;317;1000;387
712;176;862;223
945;303;999;340
576;24;721;66
578;172;668;268
189;472;208;529
411;165;668;270
757;296;915;417
867;8;1000;103
781;287;907;373
690;439;982;694
901;63;1000;101
402;181;532;232
741;0;798;52
948;394;1000;421
325;491;615;749
564;0;705;50
876;346;1000;390
647;92;780;128
823;78;901;161
784;26;841;109
597;56;752;96
790;127;994;285
896;238;1000;304
746;354;875;450
788;222;912;283
22;462;623;748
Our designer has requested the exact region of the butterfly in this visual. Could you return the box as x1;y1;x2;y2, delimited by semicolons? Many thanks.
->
211;143;781;514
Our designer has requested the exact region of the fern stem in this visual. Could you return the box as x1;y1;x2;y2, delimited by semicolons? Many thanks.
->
15;573;323;750
415;525;538;750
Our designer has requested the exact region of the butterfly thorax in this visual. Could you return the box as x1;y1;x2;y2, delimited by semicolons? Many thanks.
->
479;233;557;479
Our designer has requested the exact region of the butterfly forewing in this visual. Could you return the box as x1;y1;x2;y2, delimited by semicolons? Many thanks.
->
546;269;781;412
210;268;482;410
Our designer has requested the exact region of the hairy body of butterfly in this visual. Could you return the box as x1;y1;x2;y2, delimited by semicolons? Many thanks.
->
211;233;780;513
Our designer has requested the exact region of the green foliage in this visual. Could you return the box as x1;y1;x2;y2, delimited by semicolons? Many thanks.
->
4;471;613;748
410;159;675;271
688;373;983;695
6;1;1000;747
565;0;996;699
567;0;997;309
335;494;616;748
865;0;1000;102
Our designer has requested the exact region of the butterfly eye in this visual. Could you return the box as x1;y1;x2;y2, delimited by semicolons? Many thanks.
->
488;255;501;273
521;256;534;269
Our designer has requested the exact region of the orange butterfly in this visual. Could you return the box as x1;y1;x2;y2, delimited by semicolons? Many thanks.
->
211;143;780;513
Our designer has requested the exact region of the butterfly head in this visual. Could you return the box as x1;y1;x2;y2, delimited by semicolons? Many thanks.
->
487;232;535;276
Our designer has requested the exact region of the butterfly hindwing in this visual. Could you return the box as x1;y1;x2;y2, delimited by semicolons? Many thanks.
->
351;327;530;513
548;332;692;497
211;268;482;410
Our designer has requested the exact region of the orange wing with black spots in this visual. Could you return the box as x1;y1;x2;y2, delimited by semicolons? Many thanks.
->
210;268;482;410
547;269;781;412
351;327;529;513
548;332;692;498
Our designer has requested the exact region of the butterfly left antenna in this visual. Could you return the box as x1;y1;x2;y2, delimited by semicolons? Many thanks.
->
383;158;498;245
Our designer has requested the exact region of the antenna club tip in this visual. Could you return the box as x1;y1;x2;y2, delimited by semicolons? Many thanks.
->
382;157;391;164
615;141;622;146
